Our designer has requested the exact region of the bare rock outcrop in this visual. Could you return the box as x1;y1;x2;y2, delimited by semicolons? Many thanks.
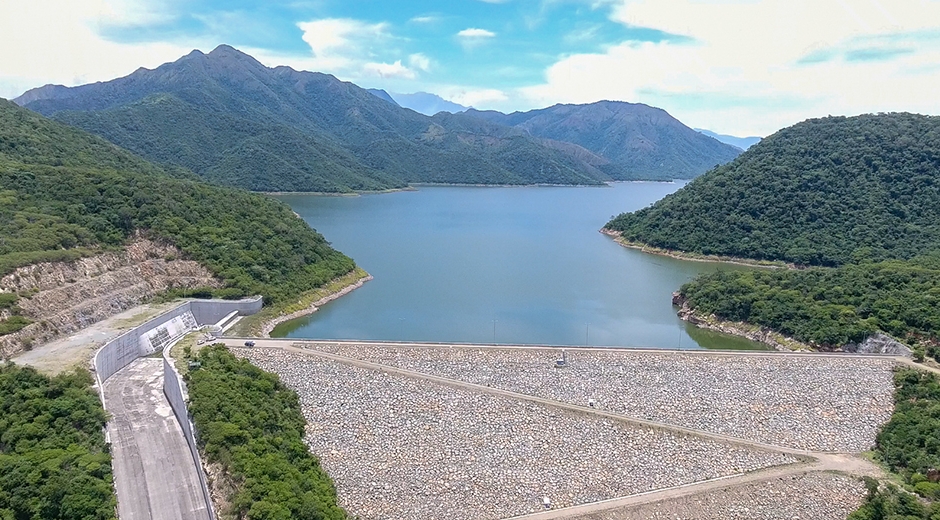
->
0;237;220;359
843;333;913;357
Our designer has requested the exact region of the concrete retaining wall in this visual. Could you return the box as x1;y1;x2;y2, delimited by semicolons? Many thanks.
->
92;297;263;383
190;297;262;328
164;353;216;520
92;297;262;520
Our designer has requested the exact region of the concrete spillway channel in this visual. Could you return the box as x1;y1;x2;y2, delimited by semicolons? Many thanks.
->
102;358;211;520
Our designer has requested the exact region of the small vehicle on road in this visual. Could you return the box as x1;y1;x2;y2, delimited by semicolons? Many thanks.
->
244;340;256;347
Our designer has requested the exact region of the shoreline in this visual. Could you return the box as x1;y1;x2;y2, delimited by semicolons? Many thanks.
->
600;229;790;269
261;187;416;196
230;268;372;337
260;179;689;196
672;293;812;352
260;270;373;337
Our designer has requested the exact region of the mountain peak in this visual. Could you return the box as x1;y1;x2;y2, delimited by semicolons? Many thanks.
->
208;44;239;56
12;84;71;106
204;44;267;70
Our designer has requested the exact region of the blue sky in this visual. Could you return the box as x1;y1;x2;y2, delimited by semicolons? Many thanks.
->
2;0;940;135
89;0;686;100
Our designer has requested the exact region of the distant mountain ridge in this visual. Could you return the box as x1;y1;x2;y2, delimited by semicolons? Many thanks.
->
15;45;610;192
390;92;468;115
694;129;761;150
366;89;399;106
465;102;742;180
16;45;742;190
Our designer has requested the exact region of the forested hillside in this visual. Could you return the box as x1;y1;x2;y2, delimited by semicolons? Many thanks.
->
186;345;346;519
606;113;940;266
17;45;609;191
0;99;354;304
678;257;940;350
465;101;741;180
607;112;940;355
0;365;115;519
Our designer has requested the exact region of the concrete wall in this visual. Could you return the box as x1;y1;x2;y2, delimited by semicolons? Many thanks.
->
92;297;263;383
190;297;262;328
164;354;216;520
94;302;194;381
92;297;262;520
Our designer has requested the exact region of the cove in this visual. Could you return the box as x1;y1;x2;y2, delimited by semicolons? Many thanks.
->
272;184;767;350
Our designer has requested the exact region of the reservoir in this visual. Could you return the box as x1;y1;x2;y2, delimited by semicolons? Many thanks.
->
273;183;766;350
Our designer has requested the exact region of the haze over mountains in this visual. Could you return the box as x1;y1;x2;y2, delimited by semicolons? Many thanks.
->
389;92;469;116
694;129;761;150
15;45;741;192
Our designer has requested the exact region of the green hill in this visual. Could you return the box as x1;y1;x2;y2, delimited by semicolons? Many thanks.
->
606;113;940;266
679;257;940;348
604;113;940;354
0;98;354;304
17;45;609;191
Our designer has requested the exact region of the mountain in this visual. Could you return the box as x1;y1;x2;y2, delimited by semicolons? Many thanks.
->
390;92;468;115
15;45;608;192
465;101;742;180
366;88;399;106
606;113;940;266
695;129;761;150
0;97;354;303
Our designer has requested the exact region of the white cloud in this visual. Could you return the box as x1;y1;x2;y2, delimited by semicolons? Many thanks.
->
457;28;497;38
519;0;940;136
409;15;439;24
291;17;433;81
0;0;197;99
296;18;391;69
363;60;415;79
409;53;432;72
439;87;508;107
456;27;497;50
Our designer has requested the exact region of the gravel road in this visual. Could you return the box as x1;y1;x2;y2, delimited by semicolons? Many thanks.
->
568;471;867;520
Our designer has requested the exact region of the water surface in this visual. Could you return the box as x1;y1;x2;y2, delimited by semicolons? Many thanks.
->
273;184;765;349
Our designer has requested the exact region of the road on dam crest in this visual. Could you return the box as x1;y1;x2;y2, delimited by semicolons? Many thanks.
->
103;358;211;520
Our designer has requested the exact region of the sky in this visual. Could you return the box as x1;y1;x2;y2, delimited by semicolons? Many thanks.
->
2;0;940;136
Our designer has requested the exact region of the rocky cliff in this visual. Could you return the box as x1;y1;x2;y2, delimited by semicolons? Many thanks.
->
0;238;220;359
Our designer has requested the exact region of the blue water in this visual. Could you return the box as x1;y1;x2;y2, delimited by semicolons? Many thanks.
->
272;184;764;349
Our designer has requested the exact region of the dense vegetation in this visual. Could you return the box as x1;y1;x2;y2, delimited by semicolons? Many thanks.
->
849;369;940;519
607;113;940;266
20;45;612;192
0;364;115;519
0;98;354;304
185;345;346;520
465;102;742;180
678;258;940;349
